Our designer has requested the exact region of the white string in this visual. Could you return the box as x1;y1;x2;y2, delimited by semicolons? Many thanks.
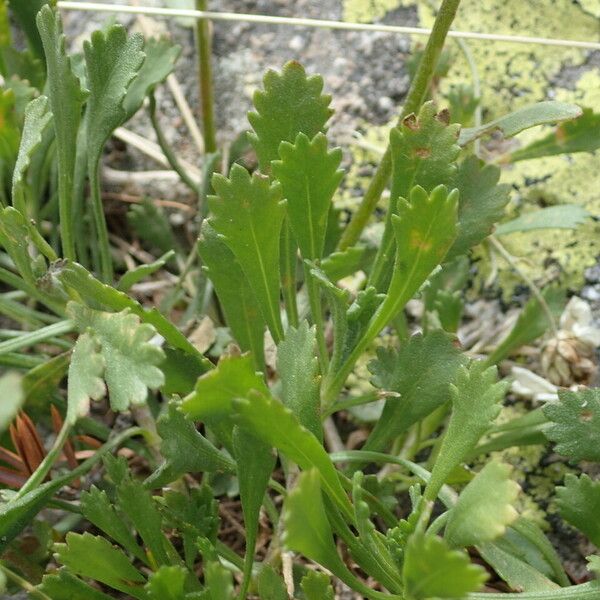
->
56;1;600;51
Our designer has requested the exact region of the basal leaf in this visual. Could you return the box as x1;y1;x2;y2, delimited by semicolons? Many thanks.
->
0;371;23;432
445;462;520;548
277;321;321;441
80;486;146;563
257;565;288;600
556;474;600;547
146;566;188;600
365;331;465;454
543;387;600;462
67;331;105;424
248;60;333;172
116;250;175;292
11;95;52;215
37;6;87;260
509;107;600;162
8;0;46;59
320;245;373;281
182;353;268;423
426;362;508;501
403;534;487;599
0;206;36;284
495;205;590;236
232;392;353;522
204;559;234;599
198;221;265;367
446;156;511;259
209;165;285;342
122;36;181;120
67;302;164;412
272;132;343;260
38;569;114;600
459;101;582;146
157;401;235;475
54;532;147;599
300;570;335;600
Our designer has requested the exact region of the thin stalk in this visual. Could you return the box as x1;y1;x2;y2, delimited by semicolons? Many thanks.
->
280;221;299;328
195;0;217;153
57;155;76;263
148;93;201;196
0;267;66;316
88;161;113;282
0;563;52;600
15;419;72;499
0;353;45;368
338;0;463;250
304;263;328;373
0;320;74;355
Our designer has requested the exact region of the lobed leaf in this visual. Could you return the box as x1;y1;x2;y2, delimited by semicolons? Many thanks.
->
445;461;520;548
543;387;600;462
67;302;165;412
209;165;285;342
146;566;188;600
459;101;582;146
272;132;343;260
556;474;600;547
301;570;335;600
38;569;114;600
248;60;333;172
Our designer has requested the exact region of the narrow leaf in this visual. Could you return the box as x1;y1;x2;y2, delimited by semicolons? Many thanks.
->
495;205;590;236
116;250;175;292
556;474;600;547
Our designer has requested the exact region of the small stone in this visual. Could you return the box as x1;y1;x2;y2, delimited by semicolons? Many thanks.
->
288;35;305;52
377;96;394;112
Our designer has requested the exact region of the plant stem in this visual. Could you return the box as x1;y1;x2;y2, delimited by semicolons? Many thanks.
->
195;0;217;153
280;221;299;328
0;320;74;355
148;93;201;196
338;0;463;250
57;153;76;263
16;419;72;499
88;161;113;282
0;562;52;600
304;263;328;373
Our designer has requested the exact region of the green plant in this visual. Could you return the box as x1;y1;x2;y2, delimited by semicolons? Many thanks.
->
0;0;600;598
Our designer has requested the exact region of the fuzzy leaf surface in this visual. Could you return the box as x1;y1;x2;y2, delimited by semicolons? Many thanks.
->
209;165;285;342
427;362;508;500
198;221;265;365
146;566;187;600
277;321;321;440
272;132;342;259
509;107;600;162
543;387;600;462
67;331;105;424
0;206;36;284
67;302;164;412
248;60;332;171
365;331;465;453
556;474;600;546
11;95;52;214
301;571;335;600
445;462;520;548
459;101;581;146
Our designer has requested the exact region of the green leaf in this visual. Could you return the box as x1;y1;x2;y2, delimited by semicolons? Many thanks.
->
38;569;114;600
209;165;285;342
54;532;147;599
11;95;53;215
485;287;565;366
205;560;234;600
459;101;582;146
248;60;333;172
67;302;165;412
365;331;465;454
390;103;460;201
80;486;146;563
0;371;23;432
495;205;590;236
277;321;321;441
403;534;487;599
198;221;265;366
320;245;373;281
37;6;87;260
445;462;520;548
509;107;600;162
446;157;511;259
300;570;335;600
232;391;353;522
128;199;181;256
588;555;600;578
543;387;600;462
426;362;508;500
234;426;276;599
157;401;235;475
272;132;342;260
0;88;19;169
146;566;188;600
556;474;600;546
122;36;181;120
182;353;268;423
257;565;288;600
67;332;105;425
0;206;36;284
161;347;210;396
116;250;175;292
8;0;46;59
